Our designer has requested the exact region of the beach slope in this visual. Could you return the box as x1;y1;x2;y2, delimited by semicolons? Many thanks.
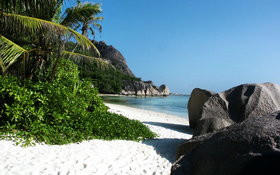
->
0;103;193;175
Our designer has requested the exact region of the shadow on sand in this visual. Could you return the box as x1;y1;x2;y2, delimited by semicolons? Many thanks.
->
142;122;194;163
142;138;188;163
142;122;194;135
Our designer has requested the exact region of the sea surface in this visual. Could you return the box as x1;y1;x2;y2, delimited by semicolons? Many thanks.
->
101;95;190;119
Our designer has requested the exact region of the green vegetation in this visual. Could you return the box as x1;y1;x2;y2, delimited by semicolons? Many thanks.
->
1;1;102;75
0;0;157;146
65;41;141;94
0;59;156;146
79;62;141;94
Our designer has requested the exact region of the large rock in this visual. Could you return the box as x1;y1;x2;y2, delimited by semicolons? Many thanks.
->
93;40;135;77
121;81;145;96
144;81;159;96
194;82;280;136
158;84;170;95
187;88;215;129
122;81;169;96
171;111;280;175
239;152;280;175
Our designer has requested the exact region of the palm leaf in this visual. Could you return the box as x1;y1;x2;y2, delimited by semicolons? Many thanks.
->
63;51;115;70
0;35;27;74
1;12;100;57
68;28;100;56
89;16;104;23
60;2;102;28
1;0;67;16
81;14;104;39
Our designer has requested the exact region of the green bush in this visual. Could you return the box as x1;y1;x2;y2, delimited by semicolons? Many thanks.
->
0;60;156;146
54;58;80;86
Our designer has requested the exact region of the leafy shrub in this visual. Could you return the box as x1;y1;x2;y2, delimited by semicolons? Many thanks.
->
0;61;156;146
53;58;80;86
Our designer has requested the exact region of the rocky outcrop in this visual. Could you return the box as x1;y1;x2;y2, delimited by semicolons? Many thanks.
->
93;40;135;77
121;81;145;96
187;88;216;129
171;111;280;175
93;40;170;95
193;82;280;136
121;81;169;96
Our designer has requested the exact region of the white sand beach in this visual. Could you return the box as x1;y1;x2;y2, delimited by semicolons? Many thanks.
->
0;103;193;175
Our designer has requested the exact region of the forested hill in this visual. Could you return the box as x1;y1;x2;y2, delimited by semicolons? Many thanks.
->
65;40;141;94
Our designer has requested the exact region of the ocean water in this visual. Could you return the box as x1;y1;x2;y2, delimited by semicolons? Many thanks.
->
101;95;190;119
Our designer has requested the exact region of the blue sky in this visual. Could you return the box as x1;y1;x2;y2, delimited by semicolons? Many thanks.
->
66;0;280;94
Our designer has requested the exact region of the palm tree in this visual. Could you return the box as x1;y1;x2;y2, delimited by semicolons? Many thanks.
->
0;0;101;79
80;8;104;40
49;1;104;80
61;3;103;50
82;16;104;39
60;2;112;70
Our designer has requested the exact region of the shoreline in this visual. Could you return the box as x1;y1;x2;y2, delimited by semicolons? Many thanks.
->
99;93;189;96
0;103;193;174
98;93;126;96
105;103;190;126
101;95;190;120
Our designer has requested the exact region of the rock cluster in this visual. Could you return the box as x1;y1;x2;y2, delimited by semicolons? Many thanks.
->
171;111;280;175
188;83;280;136
121;81;169;96
171;82;280;175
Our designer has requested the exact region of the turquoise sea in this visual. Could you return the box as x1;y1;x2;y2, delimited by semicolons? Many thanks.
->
101;95;190;119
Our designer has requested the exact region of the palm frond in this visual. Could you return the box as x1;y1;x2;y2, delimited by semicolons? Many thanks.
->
89;16;104;23
2;12;66;35
52;1;64;23
1;0;68;18
90;23;102;32
63;51;114;70
60;2;102;28
1;12;100;57
81;14;104;39
68;28;100;57
0;35;27;74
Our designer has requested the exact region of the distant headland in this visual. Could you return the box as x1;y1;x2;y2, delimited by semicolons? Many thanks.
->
170;93;189;96
92;40;170;96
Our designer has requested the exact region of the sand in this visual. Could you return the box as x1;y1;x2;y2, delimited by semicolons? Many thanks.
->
0;103;193;175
